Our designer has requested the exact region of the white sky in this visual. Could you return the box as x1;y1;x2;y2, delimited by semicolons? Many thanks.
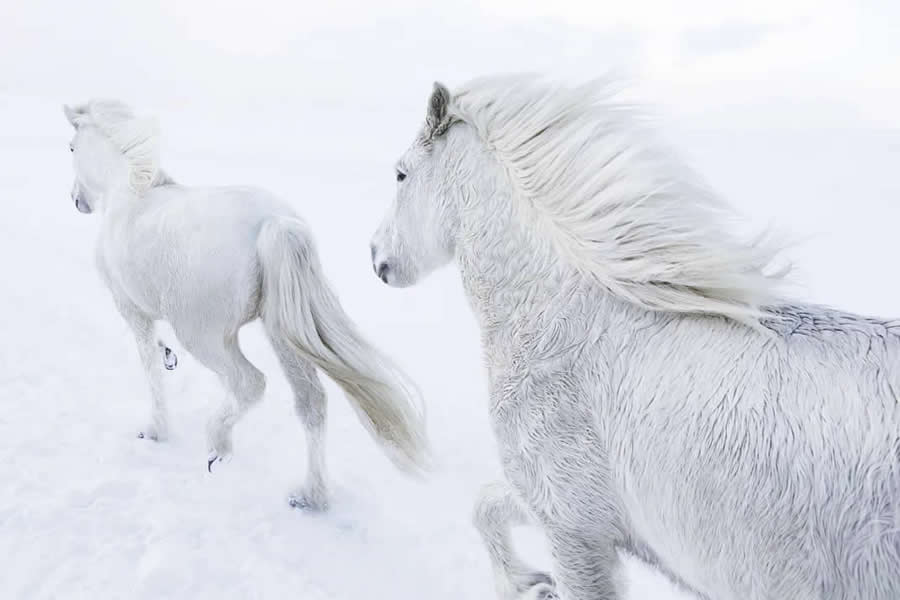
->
1;0;897;128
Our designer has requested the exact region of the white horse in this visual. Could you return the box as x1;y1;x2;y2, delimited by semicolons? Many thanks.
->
64;100;428;509
371;75;900;600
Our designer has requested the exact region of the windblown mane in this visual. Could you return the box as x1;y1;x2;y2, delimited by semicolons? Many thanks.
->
444;74;789;325
68;100;172;192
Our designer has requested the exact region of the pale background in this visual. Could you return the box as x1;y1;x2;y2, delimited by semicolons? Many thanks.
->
1;1;898;598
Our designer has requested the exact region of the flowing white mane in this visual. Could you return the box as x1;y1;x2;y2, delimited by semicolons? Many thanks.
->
67;100;168;192
444;75;789;325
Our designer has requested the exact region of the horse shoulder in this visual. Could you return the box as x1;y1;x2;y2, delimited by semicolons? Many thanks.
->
488;339;611;521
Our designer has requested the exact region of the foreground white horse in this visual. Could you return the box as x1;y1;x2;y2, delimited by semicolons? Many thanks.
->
371;76;900;599
64;101;427;508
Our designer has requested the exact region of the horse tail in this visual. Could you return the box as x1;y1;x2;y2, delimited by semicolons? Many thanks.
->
255;216;429;474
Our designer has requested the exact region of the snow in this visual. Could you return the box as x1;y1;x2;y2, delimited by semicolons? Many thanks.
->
1;3;898;599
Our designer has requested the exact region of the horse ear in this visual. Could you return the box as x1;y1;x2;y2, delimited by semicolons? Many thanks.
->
426;82;451;129
63;104;84;128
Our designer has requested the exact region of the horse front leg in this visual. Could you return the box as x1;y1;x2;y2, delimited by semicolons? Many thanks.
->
545;526;625;600
474;482;558;599
113;300;170;441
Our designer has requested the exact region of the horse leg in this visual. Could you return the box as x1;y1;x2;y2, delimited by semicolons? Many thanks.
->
179;328;266;469
111;296;169;441
545;528;624;600
268;332;329;511
474;482;557;600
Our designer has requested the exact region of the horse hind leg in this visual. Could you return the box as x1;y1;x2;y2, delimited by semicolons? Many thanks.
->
178;327;266;469
474;482;558;600
267;330;329;511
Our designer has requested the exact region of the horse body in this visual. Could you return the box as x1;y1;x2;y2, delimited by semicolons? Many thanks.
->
613;307;900;599
457;169;900;600
372;76;900;599
65;101;427;507
96;184;285;328
97;184;262;324
484;285;900;600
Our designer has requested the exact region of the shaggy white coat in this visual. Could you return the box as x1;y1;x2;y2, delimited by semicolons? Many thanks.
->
371;75;900;600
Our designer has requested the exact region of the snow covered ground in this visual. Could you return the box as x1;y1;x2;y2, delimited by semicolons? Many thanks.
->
1;2;898;599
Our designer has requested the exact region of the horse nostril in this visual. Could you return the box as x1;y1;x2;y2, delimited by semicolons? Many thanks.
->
370;244;377;262
376;261;390;283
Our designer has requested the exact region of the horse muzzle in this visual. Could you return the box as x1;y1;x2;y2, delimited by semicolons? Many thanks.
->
71;187;92;214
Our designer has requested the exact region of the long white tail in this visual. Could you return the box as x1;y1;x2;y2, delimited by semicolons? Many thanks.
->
256;216;429;474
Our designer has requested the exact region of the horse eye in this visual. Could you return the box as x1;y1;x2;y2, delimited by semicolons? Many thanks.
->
396;171;407;182
69;144;74;153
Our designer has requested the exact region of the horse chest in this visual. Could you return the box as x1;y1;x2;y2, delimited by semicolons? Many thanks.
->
490;370;610;525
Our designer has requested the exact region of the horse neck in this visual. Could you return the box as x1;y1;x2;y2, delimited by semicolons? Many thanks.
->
98;180;145;228
454;155;597;342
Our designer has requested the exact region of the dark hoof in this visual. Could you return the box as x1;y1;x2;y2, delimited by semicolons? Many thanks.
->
163;347;177;370
513;572;557;599
287;495;328;512
206;451;231;472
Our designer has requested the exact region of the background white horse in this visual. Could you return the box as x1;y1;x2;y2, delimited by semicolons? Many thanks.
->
64;100;428;509
371;75;900;600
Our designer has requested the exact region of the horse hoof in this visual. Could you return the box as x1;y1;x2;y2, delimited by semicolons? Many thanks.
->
207;450;232;472
158;341;178;370
287;493;328;512
513;573;556;600
525;584;558;600
163;347;178;370
137;427;166;442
